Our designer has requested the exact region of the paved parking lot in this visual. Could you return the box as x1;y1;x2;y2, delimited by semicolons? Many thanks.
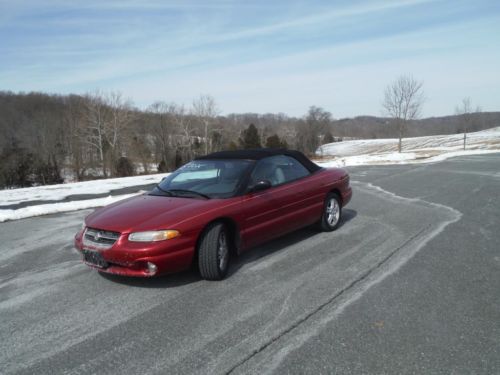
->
1;154;499;374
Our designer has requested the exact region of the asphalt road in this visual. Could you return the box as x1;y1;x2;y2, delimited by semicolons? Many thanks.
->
1;154;499;374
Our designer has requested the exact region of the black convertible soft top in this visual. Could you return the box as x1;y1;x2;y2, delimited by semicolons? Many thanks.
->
195;148;323;173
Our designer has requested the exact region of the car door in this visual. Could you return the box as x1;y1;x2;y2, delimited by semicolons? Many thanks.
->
275;155;325;230
237;156;307;249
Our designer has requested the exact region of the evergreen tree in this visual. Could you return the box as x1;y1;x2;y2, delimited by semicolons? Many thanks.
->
323;131;334;144
0;142;35;188
158;160;169;173
115;157;135;177
174;149;183;168
211;131;223;152
239;123;261;149
265;134;287;149
227;141;238;150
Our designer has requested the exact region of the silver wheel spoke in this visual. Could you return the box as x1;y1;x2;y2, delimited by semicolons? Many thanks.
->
326;198;340;226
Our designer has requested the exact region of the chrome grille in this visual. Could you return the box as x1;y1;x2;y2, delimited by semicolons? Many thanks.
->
83;228;120;249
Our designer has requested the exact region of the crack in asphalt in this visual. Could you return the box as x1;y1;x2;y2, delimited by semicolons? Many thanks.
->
225;224;430;374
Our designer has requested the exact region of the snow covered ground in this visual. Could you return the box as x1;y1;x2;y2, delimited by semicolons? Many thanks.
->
0;127;499;222
0;174;166;222
0;173;164;206
0;194;140;223
316;127;500;168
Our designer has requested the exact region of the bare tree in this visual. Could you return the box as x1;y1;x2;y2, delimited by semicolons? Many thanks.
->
148;101;174;164
455;97;481;150
192;95;220;155
32;107;64;184
82;91;109;177
106;92;134;157
174;105;196;164
296;106;332;155
382;74;424;152
81;91;133;177
63;95;87;180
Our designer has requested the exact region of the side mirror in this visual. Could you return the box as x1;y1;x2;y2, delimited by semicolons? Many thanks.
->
249;180;272;193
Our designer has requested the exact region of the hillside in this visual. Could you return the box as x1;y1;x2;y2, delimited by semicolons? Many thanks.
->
330;112;500;139
317;126;500;167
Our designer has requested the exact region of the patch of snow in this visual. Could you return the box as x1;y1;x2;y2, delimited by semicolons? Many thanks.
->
315;149;500;168
135;163;159;174
316;126;500;167
0;173;165;206
0;193;139;223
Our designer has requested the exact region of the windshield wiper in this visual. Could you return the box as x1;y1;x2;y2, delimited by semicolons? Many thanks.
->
167;189;210;199
154;184;173;196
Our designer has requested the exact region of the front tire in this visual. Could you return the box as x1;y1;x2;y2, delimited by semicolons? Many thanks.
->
319;193;342;231
198;222;230;280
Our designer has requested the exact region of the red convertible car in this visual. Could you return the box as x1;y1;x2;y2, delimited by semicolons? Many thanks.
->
74;149;352;280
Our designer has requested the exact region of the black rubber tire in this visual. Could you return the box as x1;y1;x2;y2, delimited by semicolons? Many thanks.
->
319;192;342;232
198;222;230;280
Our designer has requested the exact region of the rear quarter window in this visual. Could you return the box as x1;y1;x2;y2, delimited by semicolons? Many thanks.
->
250;155;310;186
280;156;310;181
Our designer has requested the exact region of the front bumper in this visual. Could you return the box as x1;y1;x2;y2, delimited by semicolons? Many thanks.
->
74;230;196;277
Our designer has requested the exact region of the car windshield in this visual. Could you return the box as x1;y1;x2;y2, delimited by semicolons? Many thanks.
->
151;159;254;199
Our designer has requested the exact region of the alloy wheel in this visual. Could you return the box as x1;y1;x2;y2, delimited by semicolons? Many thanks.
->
326;197;340;227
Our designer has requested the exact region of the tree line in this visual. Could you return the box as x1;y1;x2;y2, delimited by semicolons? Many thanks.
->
0;83;494;188
0;91;338;188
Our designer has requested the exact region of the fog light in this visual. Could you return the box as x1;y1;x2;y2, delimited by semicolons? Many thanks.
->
146;262;157;275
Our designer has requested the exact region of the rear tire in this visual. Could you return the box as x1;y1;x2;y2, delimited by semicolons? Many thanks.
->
198;222;230;280
319;192;342;231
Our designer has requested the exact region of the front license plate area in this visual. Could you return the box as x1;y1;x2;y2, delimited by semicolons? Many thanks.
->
82;249;109;269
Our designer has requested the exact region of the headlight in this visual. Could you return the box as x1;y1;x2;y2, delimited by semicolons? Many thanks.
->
128;230;180;242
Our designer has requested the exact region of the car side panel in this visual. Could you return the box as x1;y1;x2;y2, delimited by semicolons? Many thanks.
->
236;168;350;250
232;189;284;249
264;174;323;234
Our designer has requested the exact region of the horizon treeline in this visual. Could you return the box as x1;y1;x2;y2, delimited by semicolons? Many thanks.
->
0;91;496;188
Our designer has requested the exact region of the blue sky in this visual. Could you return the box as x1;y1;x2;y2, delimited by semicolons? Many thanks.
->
0;0;499;117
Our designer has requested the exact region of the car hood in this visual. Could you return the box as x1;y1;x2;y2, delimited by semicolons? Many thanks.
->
85;194;223;233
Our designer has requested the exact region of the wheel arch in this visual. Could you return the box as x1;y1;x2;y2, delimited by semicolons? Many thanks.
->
194;217;241;259
329;188;343;205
